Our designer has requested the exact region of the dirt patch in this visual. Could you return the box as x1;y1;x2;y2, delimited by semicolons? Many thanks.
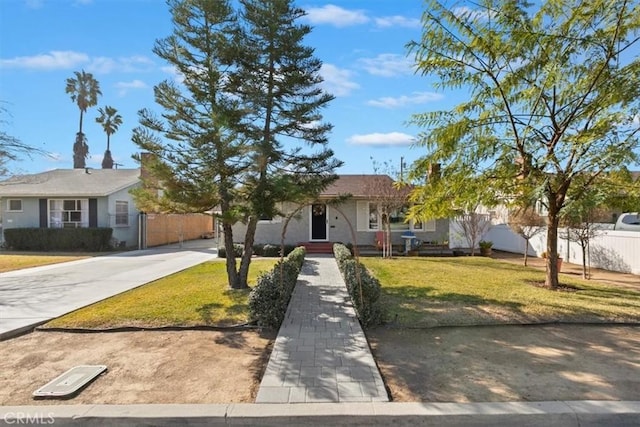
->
2;324;638;405
368;324;640;402
0;329;275;405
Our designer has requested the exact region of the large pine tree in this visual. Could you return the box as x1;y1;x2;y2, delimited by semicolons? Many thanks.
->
132;0;340;289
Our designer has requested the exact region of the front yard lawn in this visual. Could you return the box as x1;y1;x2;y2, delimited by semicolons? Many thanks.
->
0;253;93;272
44;259;277;329
361;256;640;327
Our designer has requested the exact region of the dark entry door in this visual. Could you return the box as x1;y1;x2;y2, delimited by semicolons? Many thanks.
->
311;203;327;240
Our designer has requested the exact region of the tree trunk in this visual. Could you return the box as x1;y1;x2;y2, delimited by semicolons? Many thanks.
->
581;242;588;279
222;222;240;289
237;216;258;289
385;221;392;258
523;239;529;266
545;210;560;289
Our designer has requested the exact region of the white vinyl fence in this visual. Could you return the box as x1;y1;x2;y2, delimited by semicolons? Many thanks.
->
487;224;640;275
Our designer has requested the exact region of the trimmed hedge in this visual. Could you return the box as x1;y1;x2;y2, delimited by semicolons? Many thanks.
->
248;246;306;328
217;243;244;258
220;243;297;258
3;227;114;252
333;243;385;327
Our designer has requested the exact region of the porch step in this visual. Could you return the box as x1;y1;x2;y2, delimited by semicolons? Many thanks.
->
300;242;334;254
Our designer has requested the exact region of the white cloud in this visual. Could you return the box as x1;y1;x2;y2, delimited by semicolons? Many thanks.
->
359;53;415;77
347;132;415;147
305;4;369;27
320;63;359;97
115;79;148;96
375;15;421;29
161;65;185;84
0;51;154;74
88;55;155;74
0;50;88;70
367;91;443;109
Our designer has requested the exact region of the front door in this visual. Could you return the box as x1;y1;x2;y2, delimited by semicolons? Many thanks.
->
310;203;328;241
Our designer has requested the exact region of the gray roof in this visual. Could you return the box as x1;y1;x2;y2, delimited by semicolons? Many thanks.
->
0;169;141;197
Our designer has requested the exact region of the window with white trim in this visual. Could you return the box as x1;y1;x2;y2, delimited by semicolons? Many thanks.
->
7;199;22;212
49;199;88;228
257;203;283;223
357;201;435;232
115;200;129;226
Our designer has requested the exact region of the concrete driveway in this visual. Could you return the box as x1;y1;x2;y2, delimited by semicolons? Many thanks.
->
0;240;217;340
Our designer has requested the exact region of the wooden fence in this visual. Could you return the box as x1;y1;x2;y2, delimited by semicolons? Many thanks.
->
143;213;215;248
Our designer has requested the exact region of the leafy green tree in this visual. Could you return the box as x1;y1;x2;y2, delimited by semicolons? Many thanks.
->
95;106;123;169
407;0;640;289
132;0;340;289
66;70;102;168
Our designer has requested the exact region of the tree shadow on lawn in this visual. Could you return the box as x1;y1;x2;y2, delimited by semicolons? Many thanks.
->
382;286;526;327
195;289;252;326
521;280;640;322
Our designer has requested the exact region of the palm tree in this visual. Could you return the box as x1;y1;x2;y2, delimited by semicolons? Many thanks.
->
95;105;122;169
65;70;101;168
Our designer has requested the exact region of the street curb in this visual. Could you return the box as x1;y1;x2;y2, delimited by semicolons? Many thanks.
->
2;401;639;426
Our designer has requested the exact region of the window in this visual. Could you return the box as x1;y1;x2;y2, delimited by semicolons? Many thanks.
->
49;199;88;228
388;206;410;231
357;201;434;232
7;199;22;212
368;204;379;230
257;203;283;223
115;201;129;226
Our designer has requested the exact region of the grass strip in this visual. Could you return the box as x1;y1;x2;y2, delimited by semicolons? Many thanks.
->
361;256;640;327
45;259;277;328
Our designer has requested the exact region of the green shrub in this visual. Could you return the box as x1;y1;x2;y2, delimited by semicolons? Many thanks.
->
218;243;244;258
248;246;306;328
252;243;297;257
3;227;113;251
262;244;280;257
252;244;264;256
333;242;353;264
333;243;385;327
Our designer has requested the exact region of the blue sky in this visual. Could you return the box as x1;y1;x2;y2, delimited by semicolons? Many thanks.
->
0;0;457;176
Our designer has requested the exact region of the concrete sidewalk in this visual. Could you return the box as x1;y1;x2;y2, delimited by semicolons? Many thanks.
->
2;401;639;426
256;256;388;403
0;240;217;340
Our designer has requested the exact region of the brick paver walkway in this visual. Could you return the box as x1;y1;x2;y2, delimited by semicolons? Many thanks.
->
255;255;388;403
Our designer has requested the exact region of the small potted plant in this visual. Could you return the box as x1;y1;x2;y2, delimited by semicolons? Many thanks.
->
479;240;493;256
541;251;563;271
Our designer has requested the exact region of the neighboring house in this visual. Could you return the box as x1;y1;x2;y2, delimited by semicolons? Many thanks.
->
0;168;141;247
231;174;449;250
